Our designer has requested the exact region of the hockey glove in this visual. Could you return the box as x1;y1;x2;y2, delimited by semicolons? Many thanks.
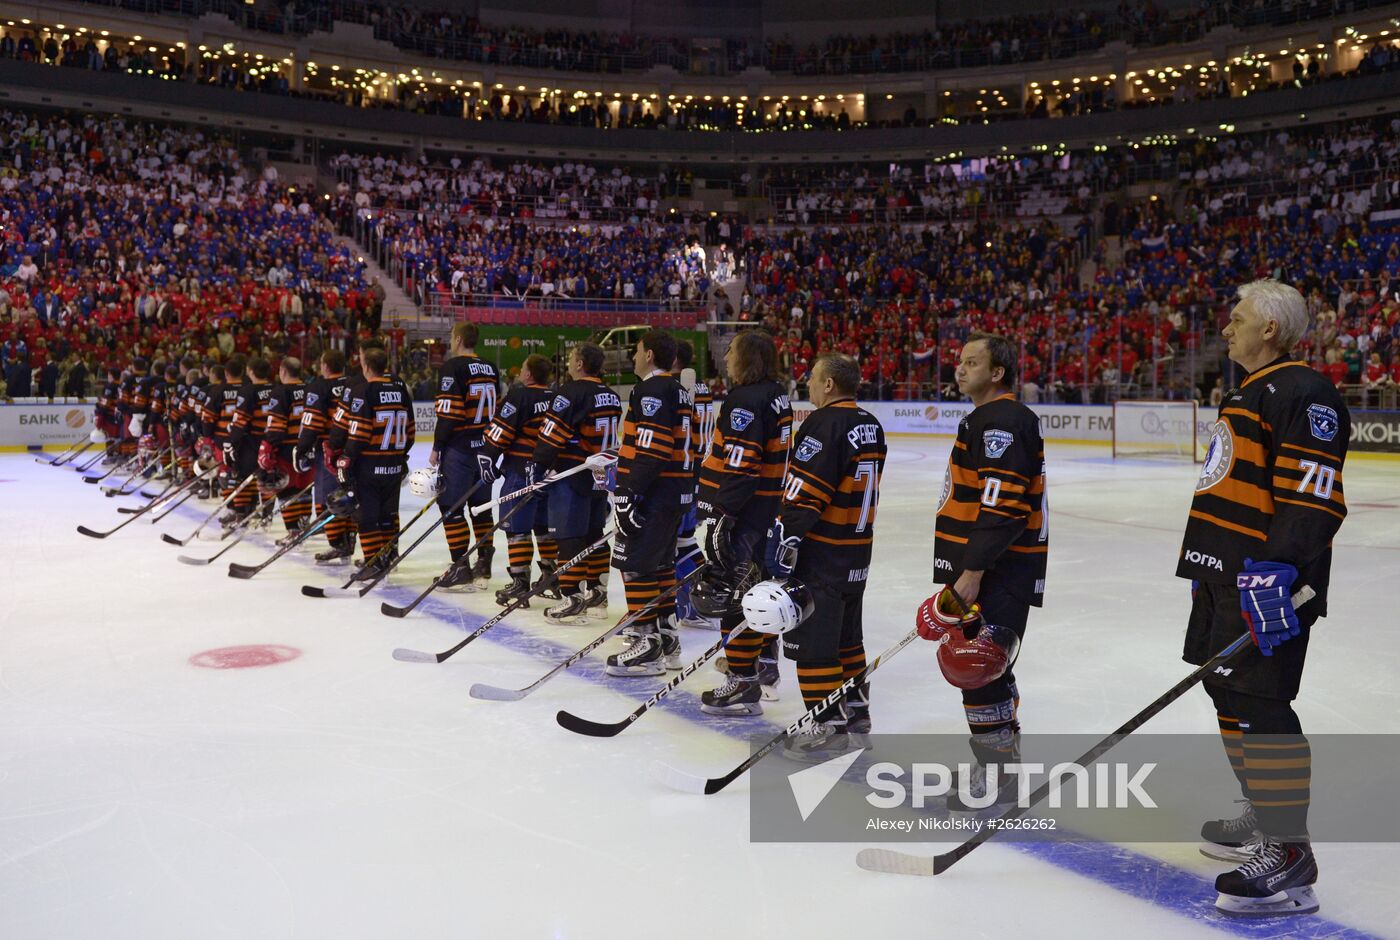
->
257;440;277;472
477;453;499;485
764;520;800;578
335;454;352;486
221;441;236;469
1237;558;1300;657
916;587;983;642
323;446;340;474
705;513;737;573
292;442;314;474
128;413;146;437
613;490;643;539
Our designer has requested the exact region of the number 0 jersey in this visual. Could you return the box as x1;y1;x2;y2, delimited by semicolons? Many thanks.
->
532;377;623;471
696;379;792;523
482;383;555;473
934;395;1048;607
780;400;886;583
344;377;415;472
1177;358;1348;612
434;355;500;453
615;372;694;509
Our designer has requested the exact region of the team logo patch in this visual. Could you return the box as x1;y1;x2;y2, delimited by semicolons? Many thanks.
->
730;408;755;431
794;438;824;462
352;398;364;412
552;395;571;412
1306;404;1339;442
1196;420;1235;492
440;377;455;391
306;392;319;407
983;429;1014;459
499;402;516;418
640;396;662;417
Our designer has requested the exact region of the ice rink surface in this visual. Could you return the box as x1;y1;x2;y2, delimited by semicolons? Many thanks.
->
2;439;1398;940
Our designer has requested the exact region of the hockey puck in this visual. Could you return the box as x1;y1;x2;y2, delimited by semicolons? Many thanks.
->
189;644;301;670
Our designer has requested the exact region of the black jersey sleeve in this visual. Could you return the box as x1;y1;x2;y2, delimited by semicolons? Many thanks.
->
778;417;840;540
483;384;529;462
963;410;1041;571
1260;390;1348;569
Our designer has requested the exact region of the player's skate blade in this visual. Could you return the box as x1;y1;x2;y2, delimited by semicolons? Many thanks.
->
1199;842;1260;863
1215;886;1319;917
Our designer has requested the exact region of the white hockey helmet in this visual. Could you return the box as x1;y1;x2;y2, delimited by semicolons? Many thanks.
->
740;577;815;635
407;466;442;499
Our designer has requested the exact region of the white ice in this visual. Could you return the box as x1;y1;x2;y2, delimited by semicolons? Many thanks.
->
1;439;1398;940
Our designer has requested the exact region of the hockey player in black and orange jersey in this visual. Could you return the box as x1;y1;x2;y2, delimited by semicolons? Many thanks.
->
201;355;247;509
919;331;1047;809
224;357;276;526
337;346;415;580
296;349;356;565
431;322;502;591
478;353;558;606
261;357;313;545
531;342;623;623
696;330;793;709
1177;281;1348;918
673;339;715;630
114;366;138;457
94;366;122;463
602;331;695;677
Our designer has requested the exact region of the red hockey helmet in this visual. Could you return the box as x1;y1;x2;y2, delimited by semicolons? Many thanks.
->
936;621;1021;690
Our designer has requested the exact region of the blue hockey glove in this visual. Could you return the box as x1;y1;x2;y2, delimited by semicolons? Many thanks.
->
1237;558;1300;657
613;490;643;539
764;520;800;578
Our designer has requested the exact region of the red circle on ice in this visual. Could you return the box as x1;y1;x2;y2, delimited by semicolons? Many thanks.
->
189;645;301;669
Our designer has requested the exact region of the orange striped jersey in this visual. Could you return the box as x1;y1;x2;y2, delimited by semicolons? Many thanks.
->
228;382;275;447
296;374;349;451
326;374;366;454
344;377;415;467
1178;358;1348;610
696;379;792;523
779;399;886;580
117;375;136;412
134;375;166;420
615;371;695;506
201;383;242;442
532;376;623;471
263;380;306;453
96;380;119;418
434;355;500;453
934;394;1048;607
482;383;554;472
691;379;716;466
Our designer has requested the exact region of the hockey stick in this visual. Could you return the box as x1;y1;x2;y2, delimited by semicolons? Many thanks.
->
101;447;171;495
76;469;208;539
652;626;923;795
471;548;708;702
298;495;439;599
470;452;616;517
854;585;1318;877
82;451;139;484
73;447;108;473
39;440;89;466
227;510;334;579
176;495;279;565
161;475;256;546
391;532;614;663
117;466;214;514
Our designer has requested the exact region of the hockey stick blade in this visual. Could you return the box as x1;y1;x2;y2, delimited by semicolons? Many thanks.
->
647;760;714;795
300;584;361;599
467;683;528;702
227;562;262;579
390;647;443;663
75;525;111;539
554;710;631;737
380;600;416;619
161;532;189;546
855;849;938;876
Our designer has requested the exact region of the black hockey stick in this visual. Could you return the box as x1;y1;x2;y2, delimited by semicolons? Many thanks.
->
854;586;1317;877
73;448;108;473
651;626;923;795
161;475;256;546
299;495;440;599
117;467;214;514
471;547;708;702
82;451;139;484
176;496;278;565
101;448;170;495
391;532;613;663
76;469;207;539
227;510;334;579
39;440;90;466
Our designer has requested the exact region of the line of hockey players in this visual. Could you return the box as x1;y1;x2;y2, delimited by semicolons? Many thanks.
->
80;278;1346;918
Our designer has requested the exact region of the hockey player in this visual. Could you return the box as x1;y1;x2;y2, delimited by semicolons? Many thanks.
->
531;342;622;623
225;357;276;526
604;330;694;676
431;323;502;591
297;349;356;564
478;353;557;605
201;355;246;509
918;331;1047;809
1177;280;1348;917
262;357;312;544
697;329;793;711
674;339;714;630
338;346;415;579
95;366;122;462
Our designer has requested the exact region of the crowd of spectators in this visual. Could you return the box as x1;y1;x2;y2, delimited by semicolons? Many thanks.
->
0;109;377;400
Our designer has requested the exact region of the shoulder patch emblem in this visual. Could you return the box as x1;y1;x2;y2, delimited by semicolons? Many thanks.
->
499;402;517;419
640;396;663;417
306;392;319;407
794;437;823;462
982;429;1014;459
1196;420;1236;492
730;408;755;432
351;398;364;412
1306;404;1339;442
440;376;455;392
552;395;571;412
